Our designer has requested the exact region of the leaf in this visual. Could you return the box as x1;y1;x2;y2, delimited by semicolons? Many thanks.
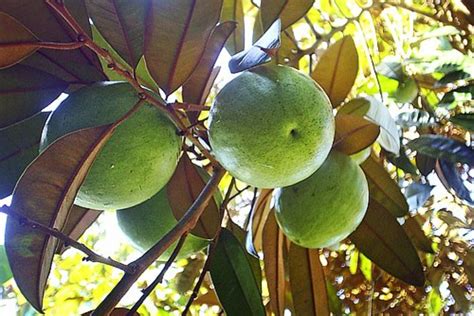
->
437;70;471;86
262;212;286;316
229;18;281;74
82;308;139;316
339;97;400;154
416;153;436;176
183;21;236;121
209;228;265;316
333;113;380;155
396;109;435;128
311;36;359;107
450;113;474;131
0;12;39;69
376;59;403;81
0;0;105;83
288;244;329;316
245;189;273;256
349;199;425;286
361;155;409;217
55;206;103;254
86;0;145;69
5;124;118;311
435;159;474;206
449;283;472;313
167;153;220;239
403;216;434;253
221;0;245;55
438;84;473;108
0;112;49;199
0;245;12;284
144;0;222;95
0;64;67;129
384;146;418;175
260;0;314;31
403;182;433;211
407;135;474;166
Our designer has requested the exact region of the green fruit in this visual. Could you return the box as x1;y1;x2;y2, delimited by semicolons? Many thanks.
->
40;82;181;210
275;151;369;248
208;64;335;188
116;187;208;260
394;79;418;103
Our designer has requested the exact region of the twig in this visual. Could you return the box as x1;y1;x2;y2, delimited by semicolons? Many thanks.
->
91;167;225;315
0;206;132;273
0;41;84;50
128;233;188;315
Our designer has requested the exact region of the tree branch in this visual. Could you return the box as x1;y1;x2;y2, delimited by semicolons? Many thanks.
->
0;206;132;273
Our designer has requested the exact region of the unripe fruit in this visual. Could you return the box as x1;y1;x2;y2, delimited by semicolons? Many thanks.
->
208;64;335;188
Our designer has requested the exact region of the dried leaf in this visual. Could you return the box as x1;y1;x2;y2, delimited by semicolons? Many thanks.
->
334;113;380;155
260;0;314;31
246;189;273;255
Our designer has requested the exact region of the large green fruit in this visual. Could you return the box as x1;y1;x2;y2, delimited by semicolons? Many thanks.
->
275;151;369;248
40;82;181;210
116;187;208;260
208;64;335;188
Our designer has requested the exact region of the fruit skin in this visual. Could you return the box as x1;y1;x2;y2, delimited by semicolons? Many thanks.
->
208;64;335;188
40;82;181;210
274;151;369;248
116;187;207;260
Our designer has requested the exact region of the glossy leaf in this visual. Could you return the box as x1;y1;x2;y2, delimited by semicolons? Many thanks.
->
0;245;12;284
5;124;117;311
288;244;329;316
403;216;434;253
209;229;265;316
407;135;474;166
334;113;380;155
0;0;105;83
55;207;103;254
221;0;245;54
229;19;281;73
144;0;222;95
262;213;286;316
450;113;474;131
384;146;418;175
0;112;49;199
0;65;67;129
435;159;474;206
86;0;145;68
361;155;409;217
339;97;400;154
246;189;273;256
260;0;314;31
404;182;433;211
0;12;39;69
167;153;220;239
349;199;425;286
312;36;359;106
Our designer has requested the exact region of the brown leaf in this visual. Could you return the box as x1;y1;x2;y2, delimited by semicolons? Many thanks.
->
288;244;329;316
55;206;103;254
194;289;221;306
403;216;434;254
262;212;286;316
183;21;236;121
82;307;140;315
5;124;117;311
247;189;273;254
0;12;39;69
144;0;223;95
312;36;359;107
260;0;314;31
167;153;220;239
361;154;409;217
349;199;425;286
334;113;380;155
221;0;245;55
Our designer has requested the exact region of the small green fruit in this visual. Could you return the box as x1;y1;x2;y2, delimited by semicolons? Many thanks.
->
394;79;418;103
41;82;181;210
116;188;207;260
208;64;335;188
275;151;369;248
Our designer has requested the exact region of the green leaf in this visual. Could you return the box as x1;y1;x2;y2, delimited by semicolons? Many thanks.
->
361;155;409;217
288;244;329;316
339;97;400;154
403;216;434;254
144;0;222;96
450;113;474;131
385;146;418;175
5;124;118;312
349;199;425;286
0;0;105;83
0;12;39;69
0;65;67;129
0;112;49;199
209;229;265;316
86;0;145;69
221;0;245;55
260;0;314;31
0;245;12;284
312;36;359;107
